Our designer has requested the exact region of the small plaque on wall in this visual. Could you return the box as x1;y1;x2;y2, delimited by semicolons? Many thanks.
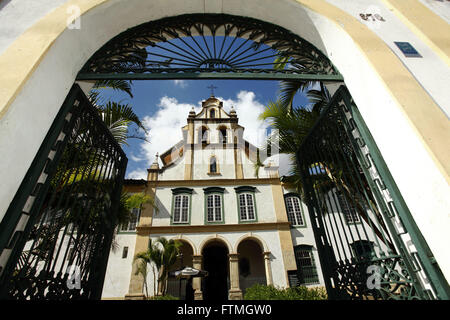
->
394;42;422;58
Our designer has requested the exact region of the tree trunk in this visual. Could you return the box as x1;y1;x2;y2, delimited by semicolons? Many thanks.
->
157;267;165;295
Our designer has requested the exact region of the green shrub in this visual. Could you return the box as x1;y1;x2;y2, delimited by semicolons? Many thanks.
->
149;294;179;300
243;284;327;300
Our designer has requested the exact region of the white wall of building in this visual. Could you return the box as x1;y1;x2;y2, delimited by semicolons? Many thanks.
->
152;184;277;226
102;234;137;298
139;230;288;298
282;188;326;287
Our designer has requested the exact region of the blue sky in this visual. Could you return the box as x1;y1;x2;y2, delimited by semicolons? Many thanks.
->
97;79;309;179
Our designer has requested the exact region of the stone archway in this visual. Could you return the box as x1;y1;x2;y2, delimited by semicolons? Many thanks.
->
166;240;195;300
0;0;449;299
237;239;267;296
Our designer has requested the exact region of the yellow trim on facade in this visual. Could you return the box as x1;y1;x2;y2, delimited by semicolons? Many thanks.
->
270;183;289;223
381;0;450;67
127;232;151;296
0;0;107;119
137;221;291;235
145;177;282;187
0;0;448;184
122;185;146;193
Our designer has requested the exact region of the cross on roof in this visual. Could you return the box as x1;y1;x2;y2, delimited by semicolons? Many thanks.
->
207;84;217;96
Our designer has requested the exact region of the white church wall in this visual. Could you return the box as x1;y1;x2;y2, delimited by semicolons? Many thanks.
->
141;230;288;297
152;184;277;226
282;188;326;287
158;156;186;180
192;147;237;180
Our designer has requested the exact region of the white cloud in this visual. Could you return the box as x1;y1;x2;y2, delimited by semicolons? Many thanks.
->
129;153;146;162
218;91;270;148
173;80;187;88
140;96;201;167
129;91;291;176
126;168;147;180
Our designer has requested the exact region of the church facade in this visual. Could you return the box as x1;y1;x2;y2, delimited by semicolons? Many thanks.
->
101;95;325;300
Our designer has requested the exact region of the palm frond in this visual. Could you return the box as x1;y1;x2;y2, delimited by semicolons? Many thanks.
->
278;80;315;111
92;80;134;98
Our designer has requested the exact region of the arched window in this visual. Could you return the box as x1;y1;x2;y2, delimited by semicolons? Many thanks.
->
235;186;257;222
204;187;225;223
219;127;227;144
336;191;360;224
284;194;306;227
209;156;217;173
210;109;216;118
171;188;193;224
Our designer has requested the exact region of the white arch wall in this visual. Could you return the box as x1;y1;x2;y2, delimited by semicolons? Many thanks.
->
131;231;287;299
101;231;287;299
0;0;68;55
0;0;448;281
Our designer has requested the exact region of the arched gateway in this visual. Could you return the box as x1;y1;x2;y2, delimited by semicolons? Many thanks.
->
0;1;448;301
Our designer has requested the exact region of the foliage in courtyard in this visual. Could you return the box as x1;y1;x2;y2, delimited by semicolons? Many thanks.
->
88;81;155;240
134;237;183;298
243;284;327;300
117;192;156;228
257;66;391;246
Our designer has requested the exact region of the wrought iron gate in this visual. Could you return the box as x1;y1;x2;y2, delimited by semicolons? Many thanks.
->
0;84;127;299
297;86;449;300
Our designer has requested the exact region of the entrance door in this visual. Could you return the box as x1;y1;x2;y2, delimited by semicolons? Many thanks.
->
298;85;448;300
202;243;229;301
0;84;127;299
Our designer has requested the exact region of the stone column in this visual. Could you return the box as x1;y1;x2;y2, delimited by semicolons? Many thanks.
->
192;254;203;300
263;251;273;286
228;253;243;300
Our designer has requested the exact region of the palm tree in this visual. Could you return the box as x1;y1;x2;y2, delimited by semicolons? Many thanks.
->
88;80;149;145
260;81;393;250
256;83;329;183
134;237;183;297
155;237;183;295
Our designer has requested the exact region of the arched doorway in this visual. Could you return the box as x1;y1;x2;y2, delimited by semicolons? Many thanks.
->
202;240;229;301
0;3;447;300
237;239;266;295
